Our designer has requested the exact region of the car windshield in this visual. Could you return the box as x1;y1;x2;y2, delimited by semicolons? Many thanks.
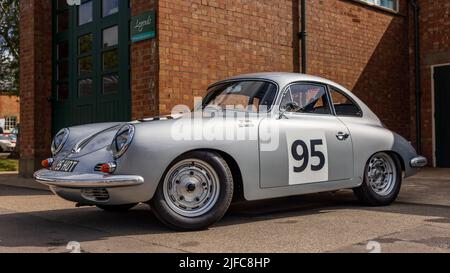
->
202;81;277;112
0;135;9;141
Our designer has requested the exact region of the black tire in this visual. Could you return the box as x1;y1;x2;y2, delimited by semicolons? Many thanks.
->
151;151;233;231
96;203;138;212
353;152;402;206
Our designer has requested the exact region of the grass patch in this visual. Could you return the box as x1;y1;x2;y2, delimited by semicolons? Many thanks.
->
0;159;18;172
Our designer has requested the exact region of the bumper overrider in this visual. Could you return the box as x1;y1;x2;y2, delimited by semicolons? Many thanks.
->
34;169;144;188
410;156;428;168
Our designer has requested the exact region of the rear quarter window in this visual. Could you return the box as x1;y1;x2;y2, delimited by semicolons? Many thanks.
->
329;87;363;117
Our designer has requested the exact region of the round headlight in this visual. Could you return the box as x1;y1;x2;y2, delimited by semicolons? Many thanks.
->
51;128;70;155
111;124;135;159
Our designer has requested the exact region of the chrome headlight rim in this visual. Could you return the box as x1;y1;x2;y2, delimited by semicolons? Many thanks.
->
51;128;70;155
111;124;135;159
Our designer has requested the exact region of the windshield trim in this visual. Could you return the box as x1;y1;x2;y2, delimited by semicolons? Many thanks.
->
205;78;280;113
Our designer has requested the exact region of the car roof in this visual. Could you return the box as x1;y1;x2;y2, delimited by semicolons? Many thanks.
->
209;72;382;124
213;72;349;93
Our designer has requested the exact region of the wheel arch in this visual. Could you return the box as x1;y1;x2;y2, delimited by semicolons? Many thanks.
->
386;151;406;173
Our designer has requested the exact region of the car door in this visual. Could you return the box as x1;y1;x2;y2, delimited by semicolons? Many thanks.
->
259;82;354;188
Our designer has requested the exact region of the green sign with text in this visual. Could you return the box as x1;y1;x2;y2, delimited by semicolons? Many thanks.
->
131;10;156;42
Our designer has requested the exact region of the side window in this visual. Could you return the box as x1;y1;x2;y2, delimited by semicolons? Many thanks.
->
280;84;331;115
330;88;362;117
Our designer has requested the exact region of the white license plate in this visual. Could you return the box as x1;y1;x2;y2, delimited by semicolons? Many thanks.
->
51;160;79;172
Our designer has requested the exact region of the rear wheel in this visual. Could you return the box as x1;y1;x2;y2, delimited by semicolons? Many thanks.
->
151;151;233;231
96;203;137;212
353;152;402;206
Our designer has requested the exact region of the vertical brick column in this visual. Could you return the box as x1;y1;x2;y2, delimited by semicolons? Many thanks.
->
19;0;53;177
130;0;159;119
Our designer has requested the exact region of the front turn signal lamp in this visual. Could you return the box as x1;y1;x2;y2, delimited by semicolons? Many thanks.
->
42;158;54;168
100;162;117;174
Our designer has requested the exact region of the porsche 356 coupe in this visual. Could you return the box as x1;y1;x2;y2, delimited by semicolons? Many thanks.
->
35;73;427;230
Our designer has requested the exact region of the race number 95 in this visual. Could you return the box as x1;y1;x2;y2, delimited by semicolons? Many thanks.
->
291;139;325;172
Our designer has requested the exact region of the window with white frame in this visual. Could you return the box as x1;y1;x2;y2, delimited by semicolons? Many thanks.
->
5;116;17;131
359;0;398;12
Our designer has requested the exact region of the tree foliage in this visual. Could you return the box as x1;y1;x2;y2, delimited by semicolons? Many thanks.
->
0;0;19;96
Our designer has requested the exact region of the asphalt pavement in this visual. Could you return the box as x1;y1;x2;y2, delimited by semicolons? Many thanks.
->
0;168;449;253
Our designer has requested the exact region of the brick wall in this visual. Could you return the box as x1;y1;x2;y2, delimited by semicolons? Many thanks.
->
131;0;160;119
157;0;295;113
416;0;450;163
19;0;52;177
306;0;411;139
157;0;411;139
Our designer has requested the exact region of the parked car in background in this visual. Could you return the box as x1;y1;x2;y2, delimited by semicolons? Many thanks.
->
0;134;16;152
10;125;19;136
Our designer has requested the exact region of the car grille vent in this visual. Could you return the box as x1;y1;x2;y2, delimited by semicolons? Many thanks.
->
81;188;110;202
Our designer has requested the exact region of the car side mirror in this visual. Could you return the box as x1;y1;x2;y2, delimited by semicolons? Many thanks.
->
279;102;300;119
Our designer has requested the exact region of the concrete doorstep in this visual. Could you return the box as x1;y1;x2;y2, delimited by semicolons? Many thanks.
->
0;172;49;191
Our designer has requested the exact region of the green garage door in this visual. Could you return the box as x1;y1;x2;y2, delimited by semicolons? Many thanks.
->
53;0;130;134
435;65;450;167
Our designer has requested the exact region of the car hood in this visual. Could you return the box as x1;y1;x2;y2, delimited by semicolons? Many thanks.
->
58;111;264;158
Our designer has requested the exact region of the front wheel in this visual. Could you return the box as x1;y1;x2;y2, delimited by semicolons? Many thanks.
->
353;152;402;206
151;151;233;231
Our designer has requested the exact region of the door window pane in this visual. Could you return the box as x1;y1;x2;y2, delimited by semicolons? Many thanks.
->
57;41;69;60
57;84;69;101
78;78;94;97
78;1;93;26
103;0;119;17
78;56;93;77
78;34;93;54
280;84;331;115
57;11;69;32
103;74;119;94
57;61;69;80
102;25;118;48
103;49;119;70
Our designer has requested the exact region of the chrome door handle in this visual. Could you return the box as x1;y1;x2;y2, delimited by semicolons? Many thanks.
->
336;132;350;141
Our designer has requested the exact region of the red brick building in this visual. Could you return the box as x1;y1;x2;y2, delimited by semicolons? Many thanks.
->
19;0;450;177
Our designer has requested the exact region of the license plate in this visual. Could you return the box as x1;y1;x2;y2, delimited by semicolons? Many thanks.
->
51;160;79;172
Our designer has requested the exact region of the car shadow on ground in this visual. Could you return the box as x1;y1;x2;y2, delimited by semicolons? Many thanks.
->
0;185;51;197
0;189;449;250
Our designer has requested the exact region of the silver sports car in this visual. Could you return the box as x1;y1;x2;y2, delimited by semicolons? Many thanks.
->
35;73;427;230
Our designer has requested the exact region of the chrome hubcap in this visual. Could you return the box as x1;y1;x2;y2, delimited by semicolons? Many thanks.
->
163;159;220;217
367;153;397;196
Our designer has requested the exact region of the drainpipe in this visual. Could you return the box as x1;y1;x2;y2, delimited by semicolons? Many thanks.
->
292;0;300;73
411;0;422;154
300;0;307;74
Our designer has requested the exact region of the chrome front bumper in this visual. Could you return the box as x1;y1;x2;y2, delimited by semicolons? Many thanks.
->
410;156;428;168
34;169;144;188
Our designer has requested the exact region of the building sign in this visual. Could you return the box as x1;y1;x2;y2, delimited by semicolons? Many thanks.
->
131;10;156;42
